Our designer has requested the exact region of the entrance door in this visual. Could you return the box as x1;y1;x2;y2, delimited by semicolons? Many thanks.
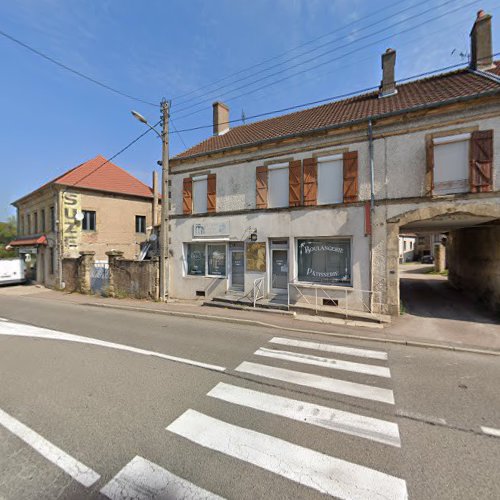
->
271;249;288;291
230;250;244;291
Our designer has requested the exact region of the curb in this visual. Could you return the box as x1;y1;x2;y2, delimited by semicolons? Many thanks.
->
82;302;500;357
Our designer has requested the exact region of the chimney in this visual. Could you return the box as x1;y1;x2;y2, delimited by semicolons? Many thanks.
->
470;10;493;70
379;48;397;98
213;101;230;136
152;170;158;226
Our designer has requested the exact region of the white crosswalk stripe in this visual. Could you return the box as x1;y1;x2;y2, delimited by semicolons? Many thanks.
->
208;382;401;447
236;361;395;404
101;455;224;500
167;409;408;500
269;336;388;360
255;346;391;378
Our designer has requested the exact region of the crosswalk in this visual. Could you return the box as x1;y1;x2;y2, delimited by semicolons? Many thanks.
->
100;335;408;499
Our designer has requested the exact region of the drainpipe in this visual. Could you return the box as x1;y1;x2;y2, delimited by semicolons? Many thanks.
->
368;119;375;311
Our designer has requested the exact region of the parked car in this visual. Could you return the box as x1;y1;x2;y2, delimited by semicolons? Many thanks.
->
0;258;26;285
421;255;434;264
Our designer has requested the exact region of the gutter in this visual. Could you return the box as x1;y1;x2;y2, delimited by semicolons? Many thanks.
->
173;88;500;164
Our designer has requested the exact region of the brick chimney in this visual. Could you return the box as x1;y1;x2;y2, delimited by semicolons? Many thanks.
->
470;10;493;70
213;101;230;136
379;48;397;98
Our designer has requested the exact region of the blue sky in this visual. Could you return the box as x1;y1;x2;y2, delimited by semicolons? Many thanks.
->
0;0;498;220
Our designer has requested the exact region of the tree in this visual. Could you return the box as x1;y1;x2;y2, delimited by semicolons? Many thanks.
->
0;216;17;258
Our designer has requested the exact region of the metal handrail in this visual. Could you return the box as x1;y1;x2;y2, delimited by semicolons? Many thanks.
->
253;276;265;307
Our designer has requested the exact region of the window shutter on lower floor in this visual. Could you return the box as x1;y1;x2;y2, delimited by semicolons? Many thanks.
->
256;166;268;208
207;173;217;212
183;177;193;215
289;160;302;207
470;130;493;193
303;157;318;206
343;151;359;203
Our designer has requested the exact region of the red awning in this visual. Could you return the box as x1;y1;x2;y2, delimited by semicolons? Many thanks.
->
8;235;48;248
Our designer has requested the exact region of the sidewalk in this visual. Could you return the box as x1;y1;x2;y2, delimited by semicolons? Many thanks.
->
3;285;499;355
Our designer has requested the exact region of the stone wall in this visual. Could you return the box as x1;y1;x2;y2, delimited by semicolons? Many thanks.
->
62;258;79;292
447;225;500;313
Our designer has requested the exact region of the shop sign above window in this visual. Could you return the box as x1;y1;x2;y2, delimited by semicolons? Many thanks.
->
192;221;230;239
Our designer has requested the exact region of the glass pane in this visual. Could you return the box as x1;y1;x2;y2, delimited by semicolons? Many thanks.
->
317;159;343;205
268;167;289;208
208;244;226;276
193;179;208;213
297;239;351;284
187;243;205;275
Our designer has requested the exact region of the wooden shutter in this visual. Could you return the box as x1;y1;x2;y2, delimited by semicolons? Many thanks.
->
303;157;317;206
256;166;268;209
343;151;358;203
289;160;302;207
207;173;217;212
425;136;434;196
182;177;192;215
470;130;493;193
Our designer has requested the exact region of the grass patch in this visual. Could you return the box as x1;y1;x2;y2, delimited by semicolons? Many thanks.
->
425;269;448;276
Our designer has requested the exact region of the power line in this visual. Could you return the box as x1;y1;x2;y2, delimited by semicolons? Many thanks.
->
0;28;157;107
172;54;500;135
173;0;479;120
172;0;430;108
170;118;188;149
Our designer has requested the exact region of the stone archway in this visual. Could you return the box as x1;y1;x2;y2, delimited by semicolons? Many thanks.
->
385;199;500;315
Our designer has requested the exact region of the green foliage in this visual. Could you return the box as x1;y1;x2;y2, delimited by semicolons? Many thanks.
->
0;216;17;259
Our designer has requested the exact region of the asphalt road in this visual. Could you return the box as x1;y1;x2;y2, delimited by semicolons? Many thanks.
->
0;293;499;499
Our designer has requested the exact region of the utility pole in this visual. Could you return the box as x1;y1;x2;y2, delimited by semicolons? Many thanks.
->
160;98;169;302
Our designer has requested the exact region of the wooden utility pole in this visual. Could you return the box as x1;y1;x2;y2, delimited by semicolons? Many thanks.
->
159;99;170;301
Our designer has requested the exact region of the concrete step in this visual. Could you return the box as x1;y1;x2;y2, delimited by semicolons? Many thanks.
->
203;299;295;316
289;302;390;324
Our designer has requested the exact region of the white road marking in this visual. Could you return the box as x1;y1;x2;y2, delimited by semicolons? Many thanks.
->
481;426;500;437
0;317;8;321
235;362;395;404
0;407;100;487
167;410;408;500
0;319;226;372
100;455;223;499
269;337;388;360
255;347;391;378
207;382;401;447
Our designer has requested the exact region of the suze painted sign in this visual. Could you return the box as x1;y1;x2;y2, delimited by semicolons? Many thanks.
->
62;192;81;251
297;239;351;284
192;221;230;239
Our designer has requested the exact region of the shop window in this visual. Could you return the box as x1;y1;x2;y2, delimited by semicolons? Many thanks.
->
297;239;351;285
433;135;470;195
268;163;289;208
135;215;146;233
82;210;96;231
317;154;343;205
186;243;227;277
193;175;208;214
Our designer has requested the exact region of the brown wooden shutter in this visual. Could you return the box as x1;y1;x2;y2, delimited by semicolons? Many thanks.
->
182;177;192;215
256;166;268;209
470;130;493;193
289;160;302;207
343;151;358;203
425;136;434;196
207;173;216;212
303;157;318;206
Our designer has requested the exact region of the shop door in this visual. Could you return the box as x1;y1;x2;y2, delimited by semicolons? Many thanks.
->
230;250;244;291
271;249;288;291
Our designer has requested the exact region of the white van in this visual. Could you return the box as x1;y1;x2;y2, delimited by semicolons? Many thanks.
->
0;258;26;285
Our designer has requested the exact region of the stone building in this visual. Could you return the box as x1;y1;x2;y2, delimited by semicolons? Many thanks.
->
167;11;500;316
10;155;158;288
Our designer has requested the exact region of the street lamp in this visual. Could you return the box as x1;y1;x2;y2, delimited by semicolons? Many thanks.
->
131;99;170;302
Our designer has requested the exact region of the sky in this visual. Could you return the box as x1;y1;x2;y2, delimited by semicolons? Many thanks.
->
0;0;498;220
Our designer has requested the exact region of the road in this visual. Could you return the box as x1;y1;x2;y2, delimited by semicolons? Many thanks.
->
0;292;499;499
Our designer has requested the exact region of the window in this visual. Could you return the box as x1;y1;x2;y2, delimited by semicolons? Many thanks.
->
297;239;351;285
82;210;96;231
268;163;289;208
34;211;38;233
317;154;343;205
50;206;55;232
433;134;470;195
186;243;227;277
41;209;46;232
27;214;31;234
50;248;55;274
135;215;146;233
193;175;208;214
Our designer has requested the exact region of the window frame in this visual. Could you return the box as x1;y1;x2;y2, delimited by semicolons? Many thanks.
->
316;153;344;205
185;242;227;278
41;209;46;232
267;162;289;208
192;175;208;214
34;211;38;233
135;215;146;234
50;206;55;232
82;210;96;231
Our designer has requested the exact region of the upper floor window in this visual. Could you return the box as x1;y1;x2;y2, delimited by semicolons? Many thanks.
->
433;134;470;195
82;210;96;231
183;174;216;215
50;206;55;232
268;163;289;208
27;214;31;234
193;175;208;214
317;154;344;205
41;209;46;232
135;215;146;233
34;212;38;233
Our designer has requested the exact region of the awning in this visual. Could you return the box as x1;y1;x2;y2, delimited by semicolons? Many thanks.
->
7;235;48;248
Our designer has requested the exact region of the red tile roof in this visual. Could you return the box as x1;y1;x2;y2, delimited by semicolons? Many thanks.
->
175;64;500;160
13;155;153;204
8;235;47;247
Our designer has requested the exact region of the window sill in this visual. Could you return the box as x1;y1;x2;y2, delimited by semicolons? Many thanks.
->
184;274;227;280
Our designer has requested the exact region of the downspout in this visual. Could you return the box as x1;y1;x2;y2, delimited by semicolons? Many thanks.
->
368;119;375;312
